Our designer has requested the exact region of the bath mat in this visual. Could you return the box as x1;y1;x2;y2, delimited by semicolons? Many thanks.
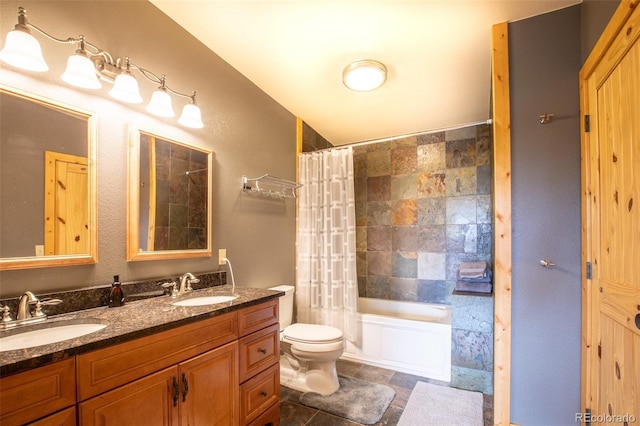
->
298;375;395;424
398;381;483;425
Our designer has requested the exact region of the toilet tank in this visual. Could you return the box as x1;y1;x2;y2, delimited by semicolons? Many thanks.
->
268;285;295;329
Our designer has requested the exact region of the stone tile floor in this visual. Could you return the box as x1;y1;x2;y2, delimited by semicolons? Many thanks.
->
279;359;493;426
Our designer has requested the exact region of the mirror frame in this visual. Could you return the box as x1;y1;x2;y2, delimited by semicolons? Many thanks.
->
0;84;98;271
127;126;213;261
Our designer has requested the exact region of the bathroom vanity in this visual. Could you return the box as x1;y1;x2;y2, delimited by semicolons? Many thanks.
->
0;286;282;426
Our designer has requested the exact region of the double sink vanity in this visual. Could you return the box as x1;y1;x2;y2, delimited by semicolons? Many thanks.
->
0;82;286;424
0;285;283;426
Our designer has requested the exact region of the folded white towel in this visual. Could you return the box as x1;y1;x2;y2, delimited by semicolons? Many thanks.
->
459;261;487;271
458;261;488;278
459;271;485;279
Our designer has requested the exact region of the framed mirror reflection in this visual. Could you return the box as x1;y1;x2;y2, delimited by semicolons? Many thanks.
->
127;127;212;261
0;84;97;270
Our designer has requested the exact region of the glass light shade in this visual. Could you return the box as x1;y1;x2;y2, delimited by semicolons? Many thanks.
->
61;53;101;89
343;60;387;92
146;89;175;117
178;103;204;129
109;72;142;103
0;29;48;72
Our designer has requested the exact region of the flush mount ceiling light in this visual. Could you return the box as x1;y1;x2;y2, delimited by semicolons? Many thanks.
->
342;59;387;92
0;7;204;129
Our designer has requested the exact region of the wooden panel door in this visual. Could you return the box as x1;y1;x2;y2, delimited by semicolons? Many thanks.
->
179;341;239;426
44;151;88;255
581;0;640;421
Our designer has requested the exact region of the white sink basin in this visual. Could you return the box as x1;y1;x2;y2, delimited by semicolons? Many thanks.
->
0;322;107;352
172;295;238;307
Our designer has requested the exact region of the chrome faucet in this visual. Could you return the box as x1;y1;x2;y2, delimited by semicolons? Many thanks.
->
0;291;62;329
178;273;200;294
17;291;39;320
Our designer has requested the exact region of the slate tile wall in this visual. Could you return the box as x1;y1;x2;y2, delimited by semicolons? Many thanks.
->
451;293;494;394
353;124;493;305
153;139;208;250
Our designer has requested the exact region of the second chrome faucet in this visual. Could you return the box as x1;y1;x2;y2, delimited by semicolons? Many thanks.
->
179;272;200;293
160;272;200;298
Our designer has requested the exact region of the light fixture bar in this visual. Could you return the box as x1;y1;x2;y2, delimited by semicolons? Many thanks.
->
0;7;203;129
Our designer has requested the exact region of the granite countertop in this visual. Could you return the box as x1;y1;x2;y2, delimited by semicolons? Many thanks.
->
0;285;283;376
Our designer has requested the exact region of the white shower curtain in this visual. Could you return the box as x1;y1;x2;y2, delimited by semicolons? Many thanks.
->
296;147;358;342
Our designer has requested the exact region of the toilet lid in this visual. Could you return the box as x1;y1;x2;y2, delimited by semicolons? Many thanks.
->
283;323;343;343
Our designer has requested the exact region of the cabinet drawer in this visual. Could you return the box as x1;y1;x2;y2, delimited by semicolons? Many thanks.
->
77;311;237;401
240;363;280;425
239;323;280;383
0;358;75;426
248;401;280;426
238;299;279;337
28;407;76;426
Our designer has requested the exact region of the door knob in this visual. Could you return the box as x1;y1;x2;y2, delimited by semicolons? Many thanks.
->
539;259;556;268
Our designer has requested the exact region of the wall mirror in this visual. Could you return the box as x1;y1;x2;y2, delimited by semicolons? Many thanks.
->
0;85;97;271
127;127;212;261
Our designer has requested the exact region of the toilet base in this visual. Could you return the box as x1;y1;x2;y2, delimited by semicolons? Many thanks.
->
280;355;340;396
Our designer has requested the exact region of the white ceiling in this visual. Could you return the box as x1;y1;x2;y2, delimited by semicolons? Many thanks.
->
150;0;581;145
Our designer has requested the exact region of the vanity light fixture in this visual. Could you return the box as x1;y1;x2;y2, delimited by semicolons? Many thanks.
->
146;76;174;118
178;96;204;128
0;7;204;129
342;59;387;92
60;37;101;89
108;57;143;104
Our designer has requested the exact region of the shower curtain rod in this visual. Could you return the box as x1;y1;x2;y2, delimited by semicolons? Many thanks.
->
306;119;492;153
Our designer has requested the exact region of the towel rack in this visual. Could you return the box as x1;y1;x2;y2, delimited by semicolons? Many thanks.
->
242;174;302;199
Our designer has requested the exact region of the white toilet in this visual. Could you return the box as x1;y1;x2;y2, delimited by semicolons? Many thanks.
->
269;285;344;396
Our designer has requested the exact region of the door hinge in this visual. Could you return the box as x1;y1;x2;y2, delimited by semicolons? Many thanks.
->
598;344;601;358
586;408;592;425
586;261;592;279
584;114;591;132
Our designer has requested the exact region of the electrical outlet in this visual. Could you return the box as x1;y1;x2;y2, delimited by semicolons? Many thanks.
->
218;249;227;265
35;245;44;257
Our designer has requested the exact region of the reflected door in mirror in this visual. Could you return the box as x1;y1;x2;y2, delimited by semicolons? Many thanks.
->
0;85;97;270
44;151;89;255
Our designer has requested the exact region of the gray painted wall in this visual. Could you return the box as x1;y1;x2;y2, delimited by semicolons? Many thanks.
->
581;0;621;63
509;6;582;425
0;1;296;296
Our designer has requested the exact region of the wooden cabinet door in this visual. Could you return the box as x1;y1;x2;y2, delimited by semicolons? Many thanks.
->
77;311;237;401
179;341;239;426
0;358;76;426
79;367;179;426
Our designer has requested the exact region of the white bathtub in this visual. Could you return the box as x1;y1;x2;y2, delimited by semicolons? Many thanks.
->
341;297;451;382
